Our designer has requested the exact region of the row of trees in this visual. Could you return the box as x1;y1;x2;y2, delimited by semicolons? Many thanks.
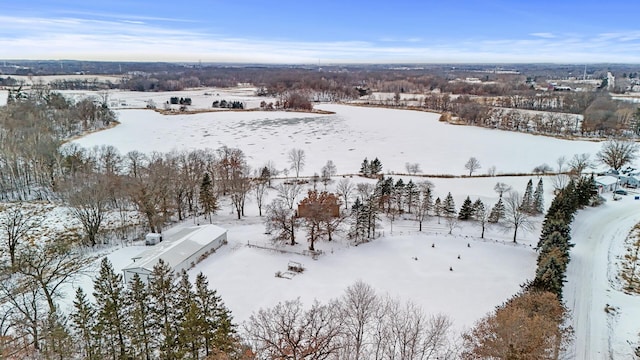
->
71;259;239;360
244;280;457;359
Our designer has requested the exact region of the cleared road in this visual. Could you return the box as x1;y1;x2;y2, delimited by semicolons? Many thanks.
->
564;198;640;359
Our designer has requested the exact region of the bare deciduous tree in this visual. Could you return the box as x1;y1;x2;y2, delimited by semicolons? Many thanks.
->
264;199;299;246
503;191;533;243
464;157;481;176
336;178;355;210
244;298;342;359
277;182;303;210
288;148;306;178
0;203;41;268
568;153;594;177
596;139;639;172
64;174;110;247
493;182;512;198
405;163;422;175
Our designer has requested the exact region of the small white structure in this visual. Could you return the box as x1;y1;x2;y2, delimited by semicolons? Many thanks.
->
595;175;618;193
145;233;162;245
123;224;227;284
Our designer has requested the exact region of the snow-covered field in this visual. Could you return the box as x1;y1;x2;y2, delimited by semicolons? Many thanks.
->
73;103;603;176
4;87;640;355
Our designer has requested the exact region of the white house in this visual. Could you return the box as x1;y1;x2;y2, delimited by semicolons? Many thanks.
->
123;224;227;284
595;175;618;193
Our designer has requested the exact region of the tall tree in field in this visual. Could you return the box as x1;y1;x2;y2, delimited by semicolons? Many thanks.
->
336;178;355;210
298;190;338;251
458;196;474;220
277;182;303;210
434;197;442;224
493;182;511;198
414;184;433;231
596;139;639;172
533;178;545;214
193;272;237;356
488;197;505;223
443;192;456;218
465;157;481;176
404;180;418;214
199;172;218;223
520;179;534;213
473;199;489;238
265;199;299;246
288;148;306;178
503;191;533;243
252;175;269;217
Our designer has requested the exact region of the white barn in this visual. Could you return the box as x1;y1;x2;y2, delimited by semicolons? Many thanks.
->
123;224;227;284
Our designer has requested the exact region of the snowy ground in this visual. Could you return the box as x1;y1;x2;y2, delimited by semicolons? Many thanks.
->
565;193;640;359
72;103;603;176
0;90;7;106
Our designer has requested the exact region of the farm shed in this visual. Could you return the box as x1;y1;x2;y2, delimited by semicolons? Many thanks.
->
595;175;618;193
122;224;227;284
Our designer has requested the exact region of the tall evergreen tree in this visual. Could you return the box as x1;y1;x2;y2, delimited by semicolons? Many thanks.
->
71;288;98;360
488;198;505;223
533;178;544;214
126;274;154;360
443;192;456;217
359;158;370;177
458;196;474;220
393;179;405;213
473;199;488;238
176;271;204;359
200;172;218;223
194;272;237;356
533;249;567;298
148;259;179;360
521;179;534;213
404;180;418;214
434;197;442;224
349;198;367;242
93;258;129;360
370;157;382;176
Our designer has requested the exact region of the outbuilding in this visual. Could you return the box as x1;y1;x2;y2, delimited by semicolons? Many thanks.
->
122;224;227;284
595;175;618;193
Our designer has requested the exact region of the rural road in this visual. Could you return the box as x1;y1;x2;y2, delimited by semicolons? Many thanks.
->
564;197;640;359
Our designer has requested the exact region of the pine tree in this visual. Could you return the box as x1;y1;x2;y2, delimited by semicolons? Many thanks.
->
393;179;405;213
488;198;505;223
148;259;179;360
458;196;474;220
533;178;544;214
473;199;488;238
126;274;154;360
194;272;237;356
349;198;367;242
434;197;442;224
360;158;370;177
521;179;534;213
443;192;456;217
93;258;129;360
176;271;204;359
532;249;567;298
71;288;98;360
370;157;382;176
405;180;418;214
200;172;218;223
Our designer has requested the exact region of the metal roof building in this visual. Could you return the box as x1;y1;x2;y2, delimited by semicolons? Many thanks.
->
122;224;227;284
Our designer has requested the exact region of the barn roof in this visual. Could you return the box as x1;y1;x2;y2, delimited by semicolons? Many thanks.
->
123;224;226;273
595;175;618;186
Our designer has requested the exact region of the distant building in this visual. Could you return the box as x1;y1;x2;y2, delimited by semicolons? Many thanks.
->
595;175;618;193
122;224;227;284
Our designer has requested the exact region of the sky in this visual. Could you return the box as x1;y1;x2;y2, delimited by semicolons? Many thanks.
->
2;0;640;63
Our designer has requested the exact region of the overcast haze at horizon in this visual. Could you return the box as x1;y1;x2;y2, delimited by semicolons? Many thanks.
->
2;0;640;64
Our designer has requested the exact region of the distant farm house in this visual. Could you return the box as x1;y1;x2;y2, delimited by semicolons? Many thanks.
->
122;224;227;284
297;192;341;218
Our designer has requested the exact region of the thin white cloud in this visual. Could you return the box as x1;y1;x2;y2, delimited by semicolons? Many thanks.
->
2;15;640;63
530;32;556;39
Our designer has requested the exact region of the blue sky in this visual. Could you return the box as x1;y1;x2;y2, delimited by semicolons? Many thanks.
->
2;0;640;63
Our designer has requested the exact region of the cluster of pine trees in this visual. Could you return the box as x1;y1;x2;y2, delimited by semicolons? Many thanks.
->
531;175;598;298
359;157;383;178
70;259;239;360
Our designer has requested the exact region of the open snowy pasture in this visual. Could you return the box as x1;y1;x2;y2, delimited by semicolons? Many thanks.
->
58;87;276;111
72;103;603;176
